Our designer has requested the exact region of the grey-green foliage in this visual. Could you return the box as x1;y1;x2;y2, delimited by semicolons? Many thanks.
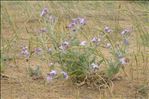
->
107;60;120;78
54;48;95;79
28;65;41;77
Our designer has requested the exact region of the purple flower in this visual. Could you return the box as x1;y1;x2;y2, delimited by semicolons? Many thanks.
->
91;37;101;44
40;8;48;17
104;26;112;33
91;37;97;43
79;18;86;25
35;48;42;54
59;41;69;51
22;46;28;51
22;50;30;58
61;71;68;79
66;17;86;29
72;17;86;25
48;70;57;77
46;70;57;82
66;23;76;29
80;41;87;46
72;18;79;24
119;57;127;65
121;29;130;35
47;75;52;82
21;46;30;58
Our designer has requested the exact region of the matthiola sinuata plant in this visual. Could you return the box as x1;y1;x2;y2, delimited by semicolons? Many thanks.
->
21;7;131;84
101;26;131;78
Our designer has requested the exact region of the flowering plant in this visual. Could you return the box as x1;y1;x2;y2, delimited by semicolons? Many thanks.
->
21;8;131;87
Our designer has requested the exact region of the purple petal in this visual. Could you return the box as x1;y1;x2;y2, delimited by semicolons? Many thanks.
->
104;26;112;33
121;29;130;35
47;75;52;82
35;48;42;54
40;8;48;17
61;71;68;79
79;18;86;25
48;70;57;77
80;41;87;46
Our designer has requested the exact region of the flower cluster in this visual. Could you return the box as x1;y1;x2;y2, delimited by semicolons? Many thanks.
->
40;8;48;17
40;8;57;24
66;17;86;30
104;26;112;33
91;37;101;46
119;57;128;65
35;48;42;55
61;71;69;79
79;41;87;46
46;70;68;82
120;29;130;35
47;70;57;82
59;41;69;51
21;46;30;59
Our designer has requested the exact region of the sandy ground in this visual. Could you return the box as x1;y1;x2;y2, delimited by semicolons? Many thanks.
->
1;1;149;99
